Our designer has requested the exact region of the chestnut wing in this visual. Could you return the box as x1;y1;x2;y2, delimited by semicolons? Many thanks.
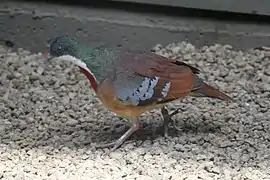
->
113;51;197;106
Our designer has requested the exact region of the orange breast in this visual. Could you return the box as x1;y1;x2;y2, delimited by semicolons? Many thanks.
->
96;83;159;118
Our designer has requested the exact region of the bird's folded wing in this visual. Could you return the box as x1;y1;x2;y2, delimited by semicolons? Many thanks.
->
114;52;199;106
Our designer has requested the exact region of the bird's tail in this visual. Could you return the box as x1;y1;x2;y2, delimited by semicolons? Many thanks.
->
189;82;233;101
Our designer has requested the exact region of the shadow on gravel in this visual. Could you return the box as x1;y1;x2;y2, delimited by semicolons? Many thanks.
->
0;106;235;150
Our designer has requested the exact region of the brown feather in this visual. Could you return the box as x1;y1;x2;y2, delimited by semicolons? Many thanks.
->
190;83;233;101
132;53;196;104
135;52;232;102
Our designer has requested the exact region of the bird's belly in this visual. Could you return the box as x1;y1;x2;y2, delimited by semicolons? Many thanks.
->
96;91;157;118
99;95;155;117
96;82;164;118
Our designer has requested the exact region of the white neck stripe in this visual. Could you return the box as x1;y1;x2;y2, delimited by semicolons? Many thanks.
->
58;55;97;82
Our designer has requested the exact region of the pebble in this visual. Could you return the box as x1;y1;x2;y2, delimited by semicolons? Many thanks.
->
0;42;269;180
66;118;78;126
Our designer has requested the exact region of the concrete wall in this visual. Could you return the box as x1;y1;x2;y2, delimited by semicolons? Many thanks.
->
111;0;270;16
1;1;270;53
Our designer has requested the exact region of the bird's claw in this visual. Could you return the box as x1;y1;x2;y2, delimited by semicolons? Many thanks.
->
161;107;181;137
94;141;120;152
95;142;115;149
94;138;127;152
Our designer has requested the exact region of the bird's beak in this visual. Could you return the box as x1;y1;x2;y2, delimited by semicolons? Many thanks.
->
42;51;54;64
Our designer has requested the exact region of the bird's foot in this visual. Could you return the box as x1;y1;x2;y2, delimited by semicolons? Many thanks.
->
94;142;117;150
161;107;181;138
95;118;140;152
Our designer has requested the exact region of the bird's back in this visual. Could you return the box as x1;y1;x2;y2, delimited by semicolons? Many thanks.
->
79;48;231;117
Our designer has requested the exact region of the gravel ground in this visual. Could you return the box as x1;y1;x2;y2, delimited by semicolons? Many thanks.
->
0;42;270;180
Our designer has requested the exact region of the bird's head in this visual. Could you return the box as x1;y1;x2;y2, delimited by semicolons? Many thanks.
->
43;35;89;71
43;35;78;61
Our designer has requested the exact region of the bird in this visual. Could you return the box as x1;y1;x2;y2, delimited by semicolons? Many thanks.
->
43;35;233;151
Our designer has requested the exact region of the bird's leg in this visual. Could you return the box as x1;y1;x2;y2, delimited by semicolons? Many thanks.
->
161;107;181;138
95;117;140;151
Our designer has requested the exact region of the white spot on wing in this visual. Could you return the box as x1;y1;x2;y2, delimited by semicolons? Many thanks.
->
161;82;171;97
117;76;161;106
150;77;159;89
138;78;150;99
128;76;160;105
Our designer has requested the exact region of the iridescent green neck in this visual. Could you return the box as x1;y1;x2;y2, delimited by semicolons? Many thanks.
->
76;46;115;83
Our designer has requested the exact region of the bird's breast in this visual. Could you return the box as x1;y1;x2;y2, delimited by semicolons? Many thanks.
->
96;83;158;118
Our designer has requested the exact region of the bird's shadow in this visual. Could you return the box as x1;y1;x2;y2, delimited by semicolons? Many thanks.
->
43;112;224;149
1;110;222;150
